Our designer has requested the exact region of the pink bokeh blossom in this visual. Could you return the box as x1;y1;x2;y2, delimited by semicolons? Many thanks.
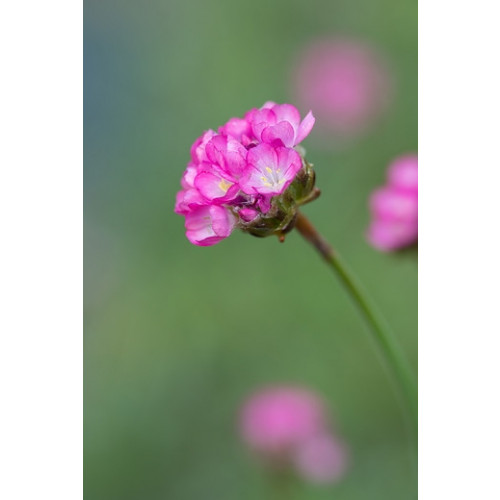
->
293;433;349;484
367;154;418;251
292;38;392;141
240;387;325;456
239;386;348;484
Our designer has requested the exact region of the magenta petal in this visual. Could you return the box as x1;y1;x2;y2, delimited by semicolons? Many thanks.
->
271;103;301;129
296;111;316;144
185;205;235;246
190;129;216;165
250;109;277;140
239;207;259;222
205;135;247;177
205;135;228;165
219;117;251;141
260;101;277;109
276;146;302;180
180;164;198;189
194;171;238;202
210;205;236;237
174;188;205;215
261;121;295;148
257;195;273;213
247;143;278;172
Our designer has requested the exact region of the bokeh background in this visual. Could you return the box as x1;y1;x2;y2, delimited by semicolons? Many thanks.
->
84;0;417;498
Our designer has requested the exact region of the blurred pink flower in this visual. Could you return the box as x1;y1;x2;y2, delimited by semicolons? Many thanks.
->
293;433;349;484
239;385;349;485
240;386;325;456
367;154;418;251
292;38;392;141
388;154;418;194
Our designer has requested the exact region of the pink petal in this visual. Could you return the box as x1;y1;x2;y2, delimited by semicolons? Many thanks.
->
189;129;216;165
295;111;316;144
239;207;259;222
250;108;277;141
218;117;251;141
206;136;248;177
211;205;236;237
261;101;277;109
194;171;239;202
247;143;278;173
261;121;295;148
180;164;198;189
276;146;302;180
271;103;301;129
257;195;273;213
174;188;205;215
185;205;235;246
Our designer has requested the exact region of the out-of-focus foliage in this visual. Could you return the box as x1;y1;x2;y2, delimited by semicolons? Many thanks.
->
84;0;417;498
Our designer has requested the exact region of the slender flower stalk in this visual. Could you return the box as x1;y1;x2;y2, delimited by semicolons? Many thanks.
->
294;211;417;437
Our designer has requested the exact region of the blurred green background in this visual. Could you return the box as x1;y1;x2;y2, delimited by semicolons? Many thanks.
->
84;0;417;498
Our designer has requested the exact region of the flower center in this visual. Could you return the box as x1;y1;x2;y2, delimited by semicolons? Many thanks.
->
218;179;233;193
261;166;284;188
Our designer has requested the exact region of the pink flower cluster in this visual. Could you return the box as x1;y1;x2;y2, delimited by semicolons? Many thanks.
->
367;154;418;251
239;386;348;484
175;102;315;246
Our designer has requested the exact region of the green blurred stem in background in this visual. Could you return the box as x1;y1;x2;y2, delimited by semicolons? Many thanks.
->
295;211;418;442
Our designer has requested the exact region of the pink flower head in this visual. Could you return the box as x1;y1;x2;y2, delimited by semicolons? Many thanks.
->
292;38;392;140
367;154;418;251
239;386;326;456
293;433;349;484
175;103;318;246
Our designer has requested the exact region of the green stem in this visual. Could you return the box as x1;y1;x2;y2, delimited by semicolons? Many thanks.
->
294;211;417;438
